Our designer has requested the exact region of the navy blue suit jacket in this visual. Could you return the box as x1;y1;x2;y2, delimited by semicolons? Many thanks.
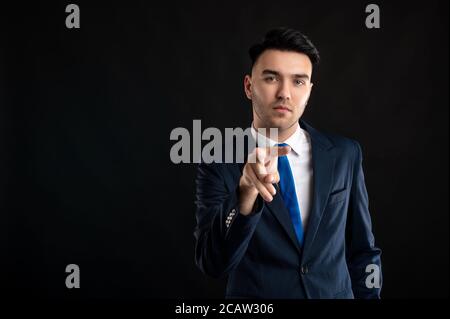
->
194;120;382;299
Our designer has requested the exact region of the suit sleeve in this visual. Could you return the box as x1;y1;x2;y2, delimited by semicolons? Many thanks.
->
346;141;383;299
193;162;264;278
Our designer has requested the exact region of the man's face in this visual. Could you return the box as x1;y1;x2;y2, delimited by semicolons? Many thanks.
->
244;49;313;133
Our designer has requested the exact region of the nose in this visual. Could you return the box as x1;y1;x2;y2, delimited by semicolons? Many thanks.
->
276;80;291;101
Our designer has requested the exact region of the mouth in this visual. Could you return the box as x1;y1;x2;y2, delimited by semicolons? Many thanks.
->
273;105;292;113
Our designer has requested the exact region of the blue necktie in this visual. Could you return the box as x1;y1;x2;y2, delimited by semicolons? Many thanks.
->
277;143;304;247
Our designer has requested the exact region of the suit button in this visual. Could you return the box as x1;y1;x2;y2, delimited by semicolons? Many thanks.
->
300;265;309;275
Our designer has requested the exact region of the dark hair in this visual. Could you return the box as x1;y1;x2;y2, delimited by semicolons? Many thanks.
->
248;27;320;68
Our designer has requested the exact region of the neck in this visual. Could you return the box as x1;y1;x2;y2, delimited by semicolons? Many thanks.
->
252;121;298;142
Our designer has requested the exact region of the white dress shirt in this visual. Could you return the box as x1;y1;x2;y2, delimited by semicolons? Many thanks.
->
251;123;313;229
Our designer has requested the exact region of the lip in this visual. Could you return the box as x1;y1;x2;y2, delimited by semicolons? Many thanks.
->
273;105;292;112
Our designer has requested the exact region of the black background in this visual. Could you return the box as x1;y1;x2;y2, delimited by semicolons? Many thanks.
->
1;0;448;299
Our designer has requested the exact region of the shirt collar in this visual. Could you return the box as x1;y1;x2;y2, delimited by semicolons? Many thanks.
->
250;122;309;155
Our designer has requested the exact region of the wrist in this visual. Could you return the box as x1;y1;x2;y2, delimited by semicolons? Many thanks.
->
238;186;259;215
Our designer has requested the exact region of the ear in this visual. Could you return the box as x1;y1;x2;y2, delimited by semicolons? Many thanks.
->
305;82;314;106
306;82;314;99
244;75;252;100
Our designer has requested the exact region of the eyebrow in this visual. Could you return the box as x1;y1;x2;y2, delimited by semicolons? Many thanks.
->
262;69;310;80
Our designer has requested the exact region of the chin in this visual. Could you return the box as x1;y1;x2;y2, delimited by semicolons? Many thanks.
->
266;117;293;129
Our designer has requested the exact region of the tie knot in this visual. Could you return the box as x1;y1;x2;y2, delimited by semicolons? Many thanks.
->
276;142;290;147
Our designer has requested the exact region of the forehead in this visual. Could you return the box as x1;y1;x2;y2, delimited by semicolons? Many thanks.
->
253;49;313;76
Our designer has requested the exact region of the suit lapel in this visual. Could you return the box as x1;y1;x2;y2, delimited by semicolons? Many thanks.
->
266;188;302;253
300;121;336;258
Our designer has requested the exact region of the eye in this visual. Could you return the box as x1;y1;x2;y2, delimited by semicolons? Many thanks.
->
294;79;305;86
264;76;277;82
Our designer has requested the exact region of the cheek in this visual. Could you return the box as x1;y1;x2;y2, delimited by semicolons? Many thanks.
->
295;89;311;106
253;85;273;105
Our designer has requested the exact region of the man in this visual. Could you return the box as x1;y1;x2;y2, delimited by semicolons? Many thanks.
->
194;28;382;299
